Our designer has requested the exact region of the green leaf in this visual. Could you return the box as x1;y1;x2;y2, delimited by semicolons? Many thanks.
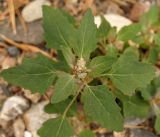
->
106;52;155;95
0;54;56;94
82;85;123;131
51;72;78;103
116;91;150;118
139;76;160;100
61;47;76;67
147;47;159;64
107;27;117;42
123;99;149;118
123;47;139;61
74;9;97;60
117;23;141;42
105;44;118;58
131;34;144;44
89;55;117;77
153;76;160;87
56;50;71;72
60;9;75;25
43;6;77;50
38;117;73;137
97;16;111;39
79;130;96;137
45;98;77;116
139;84;155;101
154;33;160;49
155;115;160;134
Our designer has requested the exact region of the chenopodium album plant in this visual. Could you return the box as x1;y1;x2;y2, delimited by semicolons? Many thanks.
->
1;4;160;137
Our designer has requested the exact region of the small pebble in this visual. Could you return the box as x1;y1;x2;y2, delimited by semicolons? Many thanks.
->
130;2;150;22
7;47;20;57
0;20;44;45
0;84;12;97
125;118;146;126
94;14;132;31
23;101;57;137
0;96;29;122
24;131;32;137
2;56;17;69
130;129;157;137
22;0;51;22
13;118;25;137
23;89;41;103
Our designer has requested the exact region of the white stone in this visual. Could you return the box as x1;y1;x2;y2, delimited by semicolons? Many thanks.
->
22;0;51;22
125;118;146;126
24;131;32;137
94;14;132;31
23;101;57;137
13;118;25;137
0;96;29;122
23;89;41;103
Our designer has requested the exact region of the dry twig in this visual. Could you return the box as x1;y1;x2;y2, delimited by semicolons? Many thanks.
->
16;9;28;33
124;124;146;129
0;34;56;60
8;0;16;34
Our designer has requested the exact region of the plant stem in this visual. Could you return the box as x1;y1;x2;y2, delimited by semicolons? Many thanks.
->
62;84;85;119
151;101;160;116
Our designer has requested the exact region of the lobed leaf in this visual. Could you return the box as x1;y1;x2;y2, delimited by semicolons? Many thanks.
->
74;9;97;60
79;130;96;137
43;6;77;50
45;98;77;116
117;23;141;42
116;91;150;118
82;85;123;131
105;44;119;58
61;47;76;68
97;16;111;39
123;47;139;61
139;76;160;100
105;53;155;95
147;47;159;64
0;54;56;94
38;117;73;137
139;85;155;101
51;72;78;103
60;9;76;25
89;55;117;77
56;50;71;72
